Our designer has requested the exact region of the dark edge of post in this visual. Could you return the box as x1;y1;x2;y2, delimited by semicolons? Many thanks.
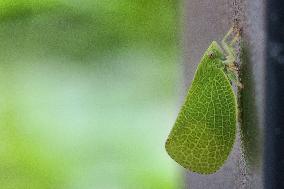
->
265;1;284;188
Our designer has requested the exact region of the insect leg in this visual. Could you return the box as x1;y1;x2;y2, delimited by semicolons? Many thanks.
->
225;68;243;89
221;27;241;62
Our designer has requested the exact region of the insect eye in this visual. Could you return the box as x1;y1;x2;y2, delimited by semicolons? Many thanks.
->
208;52;215;59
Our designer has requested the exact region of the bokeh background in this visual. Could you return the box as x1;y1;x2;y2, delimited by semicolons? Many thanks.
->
0;0;182;188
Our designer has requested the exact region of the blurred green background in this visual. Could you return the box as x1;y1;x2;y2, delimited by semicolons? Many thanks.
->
0;0;182;188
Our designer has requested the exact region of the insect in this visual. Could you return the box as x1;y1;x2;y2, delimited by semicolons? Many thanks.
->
165;28;241;174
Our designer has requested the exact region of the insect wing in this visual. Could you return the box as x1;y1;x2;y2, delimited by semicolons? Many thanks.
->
165;42;237;174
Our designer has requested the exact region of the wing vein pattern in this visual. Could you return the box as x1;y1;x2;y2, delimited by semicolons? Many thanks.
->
165;42;237;174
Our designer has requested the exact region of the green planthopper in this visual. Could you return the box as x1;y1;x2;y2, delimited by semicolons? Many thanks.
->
165;28;242;174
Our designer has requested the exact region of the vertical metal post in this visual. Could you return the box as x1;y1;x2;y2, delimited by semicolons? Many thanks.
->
183;0;265;188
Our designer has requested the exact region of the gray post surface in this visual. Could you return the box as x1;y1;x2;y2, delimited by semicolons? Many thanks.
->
182;0;265;188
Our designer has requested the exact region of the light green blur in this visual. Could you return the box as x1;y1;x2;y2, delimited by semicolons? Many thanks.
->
0;0;181;188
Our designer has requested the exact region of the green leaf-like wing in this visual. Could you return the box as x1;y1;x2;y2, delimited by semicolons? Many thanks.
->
165;41;237;174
